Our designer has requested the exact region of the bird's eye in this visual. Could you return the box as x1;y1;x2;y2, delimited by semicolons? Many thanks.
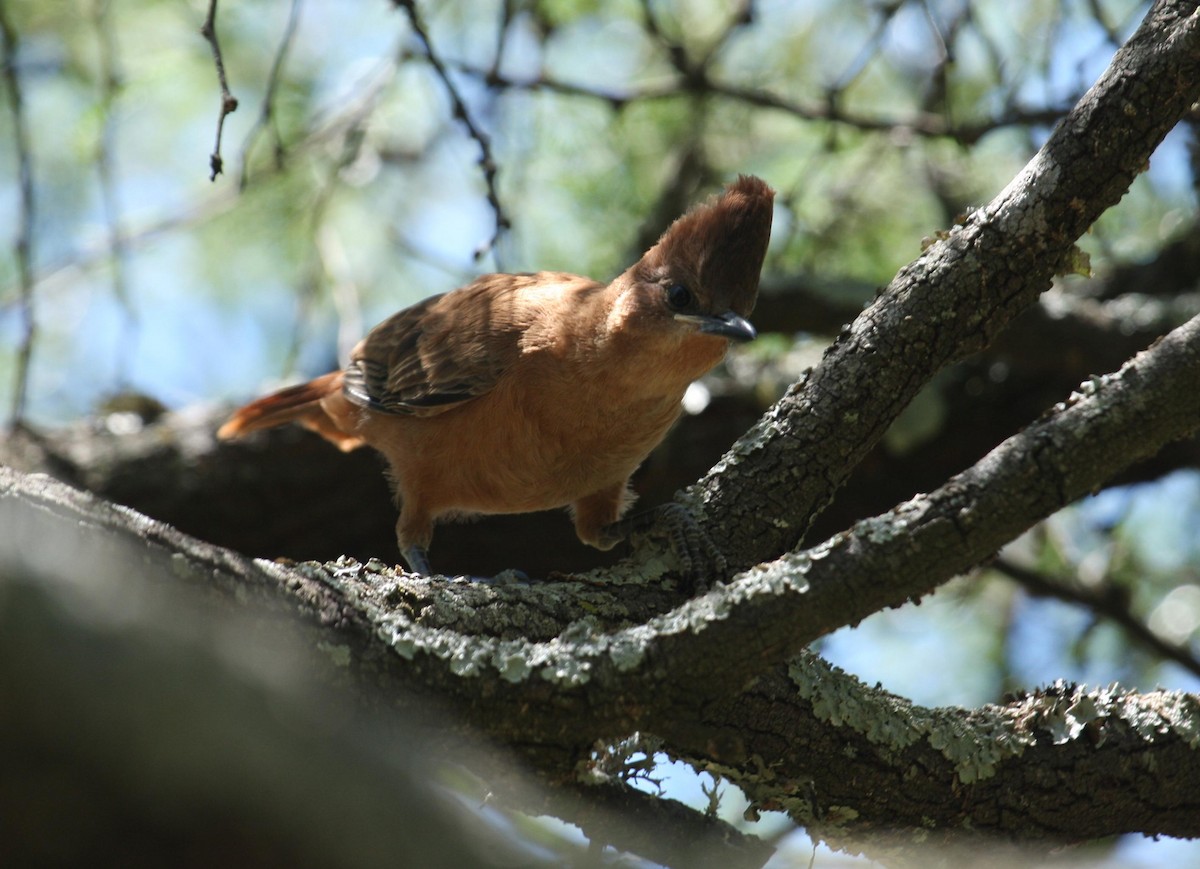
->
666;283;693;311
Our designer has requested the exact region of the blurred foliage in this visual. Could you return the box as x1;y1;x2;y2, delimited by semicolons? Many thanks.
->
2;0;1191;420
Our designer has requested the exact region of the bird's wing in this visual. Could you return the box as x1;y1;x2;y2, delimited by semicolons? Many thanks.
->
343;273;568;417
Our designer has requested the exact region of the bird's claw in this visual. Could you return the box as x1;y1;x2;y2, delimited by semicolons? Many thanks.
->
602;502;727;591
400;544;432;576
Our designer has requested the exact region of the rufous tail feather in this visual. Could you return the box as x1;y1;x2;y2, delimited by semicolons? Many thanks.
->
218;372;364;451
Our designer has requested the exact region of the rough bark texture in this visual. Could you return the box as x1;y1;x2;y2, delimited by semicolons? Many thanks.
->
8;282;1199;580
0;468;769;869
2;309;1199;857
679;658;1200;850
685;0;1200;575
4;1;1200;864
4;315;1200;858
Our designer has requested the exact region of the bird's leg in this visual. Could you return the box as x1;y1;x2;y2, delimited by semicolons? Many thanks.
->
394;511;526;580
599;501;728;591
572;481;634;550
395;508;434;576
401;543;432;576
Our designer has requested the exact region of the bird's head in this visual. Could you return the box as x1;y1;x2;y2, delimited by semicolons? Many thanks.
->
623;174;775;344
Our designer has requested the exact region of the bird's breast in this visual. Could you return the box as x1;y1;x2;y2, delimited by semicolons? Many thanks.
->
364;330;727;518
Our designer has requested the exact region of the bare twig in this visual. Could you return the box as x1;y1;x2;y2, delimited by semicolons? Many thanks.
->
316;224;365;365
995;558;1200;680
199;0;239;181
640;0;691;79
486;0;517;83
452;60;1073;146
695;0;755;69
280;165;340;378
238;0;303;189
90;0;136;385
0;48;406;327
826;1;902;97
393;0;510;261
0;0;36;429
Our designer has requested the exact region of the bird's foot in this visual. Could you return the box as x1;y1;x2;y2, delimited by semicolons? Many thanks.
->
601;502;728;592
400;544;432;576
399;546;529;584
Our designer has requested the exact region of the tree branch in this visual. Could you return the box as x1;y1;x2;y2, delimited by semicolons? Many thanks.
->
995;558;1200;681
0;477;771;867
392;0;510;260
232;307;1194;745
0;0;37;428
199;0;239;180
621;312;1200;716
236;0;302;187
682;0;1200;576
4;379;1199;849
667;655;1200;849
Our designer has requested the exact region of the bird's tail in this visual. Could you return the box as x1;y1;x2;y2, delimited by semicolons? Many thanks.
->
217;372;364;451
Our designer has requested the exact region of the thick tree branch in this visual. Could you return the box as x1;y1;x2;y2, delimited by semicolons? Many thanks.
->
682;0;1200;577
0;467;761;868
667;655;1200;848
198;308;1192;748
224;307;1200;742
5;320;1200;850
0;548;502;869
6;311;1199;806
5;268;1200;774
5;248;1200;853
626;313;1200;714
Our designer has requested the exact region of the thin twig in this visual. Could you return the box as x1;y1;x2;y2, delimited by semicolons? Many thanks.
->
0;0;36;429
199;0;239;181
695;0;755;70
996;558;1200;680
393;0;510;261
280;166;340;378
0;50;406;325
640;0;691;79
238;0;303;189
827;1;902;97
91;0;136;385
486;0;517;83
317;223;365;365
452;60;1073;147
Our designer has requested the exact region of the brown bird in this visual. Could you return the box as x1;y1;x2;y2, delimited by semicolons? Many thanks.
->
218;175;774;577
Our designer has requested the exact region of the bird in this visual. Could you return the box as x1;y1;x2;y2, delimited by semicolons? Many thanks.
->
218;175;774;578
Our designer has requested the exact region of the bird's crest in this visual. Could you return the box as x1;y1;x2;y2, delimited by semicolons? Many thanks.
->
638;175;775;316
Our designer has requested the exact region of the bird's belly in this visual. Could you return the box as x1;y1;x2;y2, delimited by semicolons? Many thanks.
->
376;386;682;518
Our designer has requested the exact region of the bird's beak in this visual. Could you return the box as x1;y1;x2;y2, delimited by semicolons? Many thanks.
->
676;310;757;342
